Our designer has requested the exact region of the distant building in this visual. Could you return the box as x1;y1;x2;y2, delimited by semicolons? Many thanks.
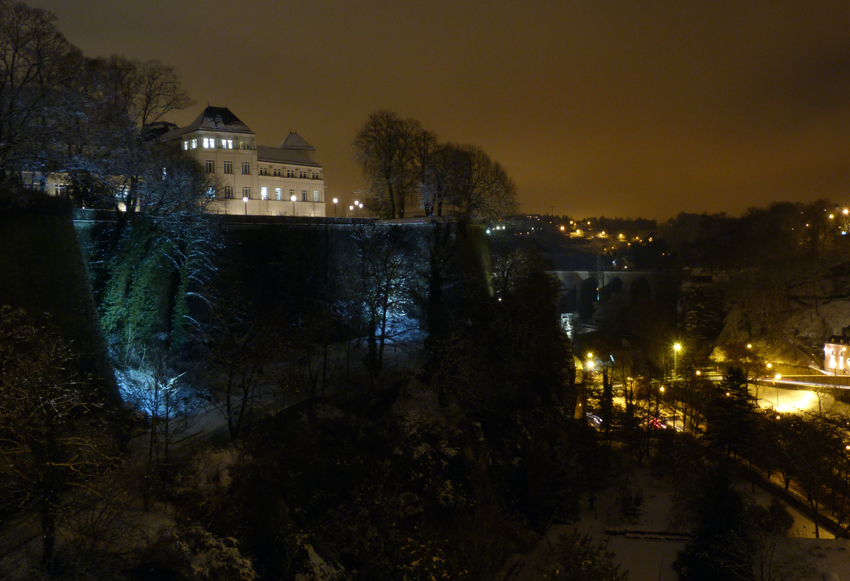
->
161;106;325;216
824;335;850;374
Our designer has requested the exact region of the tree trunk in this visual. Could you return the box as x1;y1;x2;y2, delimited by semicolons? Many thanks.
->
40;505;57;571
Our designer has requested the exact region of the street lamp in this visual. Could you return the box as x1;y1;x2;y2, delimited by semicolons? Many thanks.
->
291;194;297;216
673;343;681;379
332;197;338;217
242;196;248;215
656;385;665;425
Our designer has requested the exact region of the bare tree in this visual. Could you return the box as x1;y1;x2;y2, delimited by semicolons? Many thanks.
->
347;224;420;379
354;109;422;218
444;143;518;219
0;307;119;570
205;282;274;440
419;142;459;218
64;55;194;211
0;1;80;180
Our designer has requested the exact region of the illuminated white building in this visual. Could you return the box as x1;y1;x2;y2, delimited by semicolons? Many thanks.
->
161;106;325;216
824;335;850;374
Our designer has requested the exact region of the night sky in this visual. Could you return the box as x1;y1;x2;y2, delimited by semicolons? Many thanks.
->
32;0;850;220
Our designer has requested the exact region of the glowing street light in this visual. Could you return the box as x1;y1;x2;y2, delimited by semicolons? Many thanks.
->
242;196;248;215
332;197;338;217
673;343;681;378
291;194;297;216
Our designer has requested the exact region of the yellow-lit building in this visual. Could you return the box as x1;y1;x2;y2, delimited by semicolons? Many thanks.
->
824;335;850;374
161;106;325;216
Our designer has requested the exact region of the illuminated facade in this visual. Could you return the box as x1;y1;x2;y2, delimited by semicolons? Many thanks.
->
824;335;850;374
160;106;326;216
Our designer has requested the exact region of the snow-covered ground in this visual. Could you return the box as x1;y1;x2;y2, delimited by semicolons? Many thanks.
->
519;463;837;581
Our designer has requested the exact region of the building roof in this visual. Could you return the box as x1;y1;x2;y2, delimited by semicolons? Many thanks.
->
257;146;321;168
159;106;254;142
277;132;315;151
159;108;321;169
186;106;254;133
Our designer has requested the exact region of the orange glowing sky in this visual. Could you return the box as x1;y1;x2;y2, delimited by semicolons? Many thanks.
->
32;0;850;219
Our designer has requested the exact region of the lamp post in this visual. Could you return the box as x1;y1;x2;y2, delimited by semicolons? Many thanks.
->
291;194;296;216
242;196;248;215
354;200;359;217
582;353;593;424
333;197;338;217
656;385;664;426
673;343;681;379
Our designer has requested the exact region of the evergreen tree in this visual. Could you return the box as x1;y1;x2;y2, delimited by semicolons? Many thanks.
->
674;464;754;581
705;367;756;457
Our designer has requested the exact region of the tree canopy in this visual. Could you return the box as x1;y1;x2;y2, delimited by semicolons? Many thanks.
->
355;109;518;220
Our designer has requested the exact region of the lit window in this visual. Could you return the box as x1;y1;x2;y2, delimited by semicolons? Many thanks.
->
202;137;211;148
53;184;67;197
313;190;320;202
222;139;233;149
207;187;216;198
275;187;282;200
205;160;215;173
223;161;233;174
243;187;251;199
224;186;233;198
191;138;198;149
183;141;188;151
242;162;250;175
261;186;268;200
